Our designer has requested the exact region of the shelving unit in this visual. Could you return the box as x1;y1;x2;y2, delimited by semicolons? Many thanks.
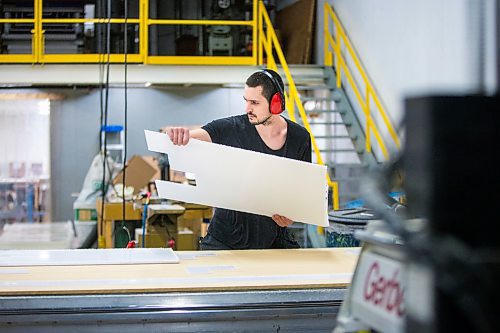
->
0;178;49;224
101;125;124;165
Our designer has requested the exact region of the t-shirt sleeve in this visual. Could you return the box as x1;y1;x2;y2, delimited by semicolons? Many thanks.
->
201;119;224;144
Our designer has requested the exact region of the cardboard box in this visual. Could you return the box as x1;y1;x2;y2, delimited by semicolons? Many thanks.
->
177;205;213;249
135;228;169;248
142;156;161;181
177;228;194;250
113;155;159;194
135;227;195;250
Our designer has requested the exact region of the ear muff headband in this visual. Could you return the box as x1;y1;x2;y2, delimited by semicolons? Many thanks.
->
261;70;285;115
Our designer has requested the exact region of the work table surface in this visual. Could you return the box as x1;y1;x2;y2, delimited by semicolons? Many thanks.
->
0;248;360;296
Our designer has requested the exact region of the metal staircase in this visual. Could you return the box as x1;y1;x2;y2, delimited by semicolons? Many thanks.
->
280;65;378;206
280;63;389;247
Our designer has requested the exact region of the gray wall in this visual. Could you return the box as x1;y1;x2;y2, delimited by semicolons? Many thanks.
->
315;0;497;156
51;86;244;221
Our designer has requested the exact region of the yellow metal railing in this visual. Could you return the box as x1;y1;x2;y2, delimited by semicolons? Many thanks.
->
323;3;401;159
0;0;258;65
258;2;339;210
142;0;257;65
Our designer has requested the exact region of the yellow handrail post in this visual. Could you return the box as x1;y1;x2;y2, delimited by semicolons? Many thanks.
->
334;21;342;89
258;6;263;65
40;30;45;65
331;181;339;210
289;89;297;122
286;91;295;121
40;0;45;64
268;54;275;71
267;32;272;62
365;87;372;153
140;0;148;63
34;0;42;63
323;8;332;67
252;0;258;65
259;29;265;65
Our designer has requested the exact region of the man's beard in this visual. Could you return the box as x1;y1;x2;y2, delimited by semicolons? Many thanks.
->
249;113;272;126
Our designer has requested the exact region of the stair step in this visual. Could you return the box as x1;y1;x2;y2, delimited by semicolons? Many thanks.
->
286;81;326;87
294;85;333;91
286;72;327;77
293;77;325;81
304;109;344;114
301;97;335;102
331;91;344;102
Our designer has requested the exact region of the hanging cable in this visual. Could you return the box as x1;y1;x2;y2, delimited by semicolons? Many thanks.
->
98;0;106;235
121;0;129;245
100;0;112;244
98;0;105;150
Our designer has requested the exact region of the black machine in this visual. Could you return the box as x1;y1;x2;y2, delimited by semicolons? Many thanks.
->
404;95;500;333
333;95;500;333
335;0;500;330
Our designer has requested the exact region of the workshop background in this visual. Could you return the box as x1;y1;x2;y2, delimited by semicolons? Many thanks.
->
0;0;499;331
1;0;496;223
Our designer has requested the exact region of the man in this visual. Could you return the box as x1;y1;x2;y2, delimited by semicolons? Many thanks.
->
167;69;311;250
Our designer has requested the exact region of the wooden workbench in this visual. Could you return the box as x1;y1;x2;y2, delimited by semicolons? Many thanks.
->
95;200;211;249
0;248;359;296
95;200;185;248
95;199;142;248
0;248;360;332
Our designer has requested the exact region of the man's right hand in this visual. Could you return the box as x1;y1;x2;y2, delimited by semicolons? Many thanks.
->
167;127;190;146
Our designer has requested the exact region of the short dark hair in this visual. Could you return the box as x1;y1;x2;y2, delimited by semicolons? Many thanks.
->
246;69;285;102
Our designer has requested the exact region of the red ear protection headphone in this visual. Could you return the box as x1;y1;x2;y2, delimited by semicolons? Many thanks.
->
261;69;285;115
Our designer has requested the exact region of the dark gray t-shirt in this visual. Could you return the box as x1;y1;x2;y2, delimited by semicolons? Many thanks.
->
201;114;312;249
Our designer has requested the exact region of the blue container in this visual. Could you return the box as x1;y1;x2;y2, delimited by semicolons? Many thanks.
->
101;125;124;133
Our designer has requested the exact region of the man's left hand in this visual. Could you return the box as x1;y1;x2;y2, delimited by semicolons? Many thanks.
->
272;214;294;227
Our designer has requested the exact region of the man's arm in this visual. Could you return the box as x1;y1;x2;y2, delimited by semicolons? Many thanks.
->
166;127;212;145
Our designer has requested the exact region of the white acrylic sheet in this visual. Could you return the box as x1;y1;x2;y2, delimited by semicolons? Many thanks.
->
145;130;328;227
0;248;179;267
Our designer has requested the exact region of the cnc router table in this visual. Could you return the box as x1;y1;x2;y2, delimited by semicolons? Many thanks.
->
0;248;359;333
